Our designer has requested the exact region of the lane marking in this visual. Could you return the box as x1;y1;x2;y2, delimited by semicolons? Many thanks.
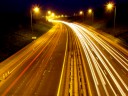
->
57;25;68;96
121;69;126;75
2;26;60;96
43;70;47;75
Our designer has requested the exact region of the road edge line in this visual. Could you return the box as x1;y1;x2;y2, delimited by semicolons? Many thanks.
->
57;24;68;96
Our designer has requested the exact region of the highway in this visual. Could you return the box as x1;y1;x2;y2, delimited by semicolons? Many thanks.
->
0;23;67;96
0;20;128;96
57;24;88;96
59;21;128;96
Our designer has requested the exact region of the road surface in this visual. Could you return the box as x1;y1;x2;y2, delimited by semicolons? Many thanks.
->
0;23;67;96
57;24;88;96
0;20;128;96
60;21;128;96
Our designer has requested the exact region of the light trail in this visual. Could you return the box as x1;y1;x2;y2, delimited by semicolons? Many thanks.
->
74;24;128;95
75;25;128;92
74;24;128;68
60;21;128;96
70;25;101;96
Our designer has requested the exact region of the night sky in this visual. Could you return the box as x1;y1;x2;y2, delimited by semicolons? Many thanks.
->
0;0;128;14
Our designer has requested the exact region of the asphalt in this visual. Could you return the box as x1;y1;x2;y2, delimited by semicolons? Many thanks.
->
0;23;67;96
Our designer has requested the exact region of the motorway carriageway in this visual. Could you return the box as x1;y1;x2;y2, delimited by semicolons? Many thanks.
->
0;19;128;96
59;21;128;96
0;23;67;96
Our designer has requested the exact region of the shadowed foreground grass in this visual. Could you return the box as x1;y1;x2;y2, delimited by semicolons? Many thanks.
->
0;22;53;62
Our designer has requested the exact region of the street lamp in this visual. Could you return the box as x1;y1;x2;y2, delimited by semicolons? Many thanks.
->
79;11;84;15
88;8;94;24
46;10;51;21
88;9;92;14
106;2;114;10
30;6;40;33
106;2;116;30
33;7;39;13
79;11;85;22
51;13;55;17
48;10;51;15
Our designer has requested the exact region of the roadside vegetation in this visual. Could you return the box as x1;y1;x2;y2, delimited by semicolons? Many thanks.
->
0;13;53;62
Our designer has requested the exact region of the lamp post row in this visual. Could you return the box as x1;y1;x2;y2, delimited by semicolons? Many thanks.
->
79;2;116;30
31;2;116;31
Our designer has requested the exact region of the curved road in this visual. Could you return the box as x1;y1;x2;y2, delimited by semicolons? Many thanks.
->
61;21;128;96
0;23;67;96
0;20;128;96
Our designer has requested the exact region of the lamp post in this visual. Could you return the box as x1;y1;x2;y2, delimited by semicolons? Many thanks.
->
106;2;116;30
88;8;94;24
79;11;84;16
79;11;84;22
30;6;40;33
48;10;51;15
46;10;51;21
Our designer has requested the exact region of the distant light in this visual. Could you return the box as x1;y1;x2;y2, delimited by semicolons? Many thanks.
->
61;15;64;17
32;37;37;40
58;15;61;18
48;10;51;15
51;13;55;17
65;15;68;17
